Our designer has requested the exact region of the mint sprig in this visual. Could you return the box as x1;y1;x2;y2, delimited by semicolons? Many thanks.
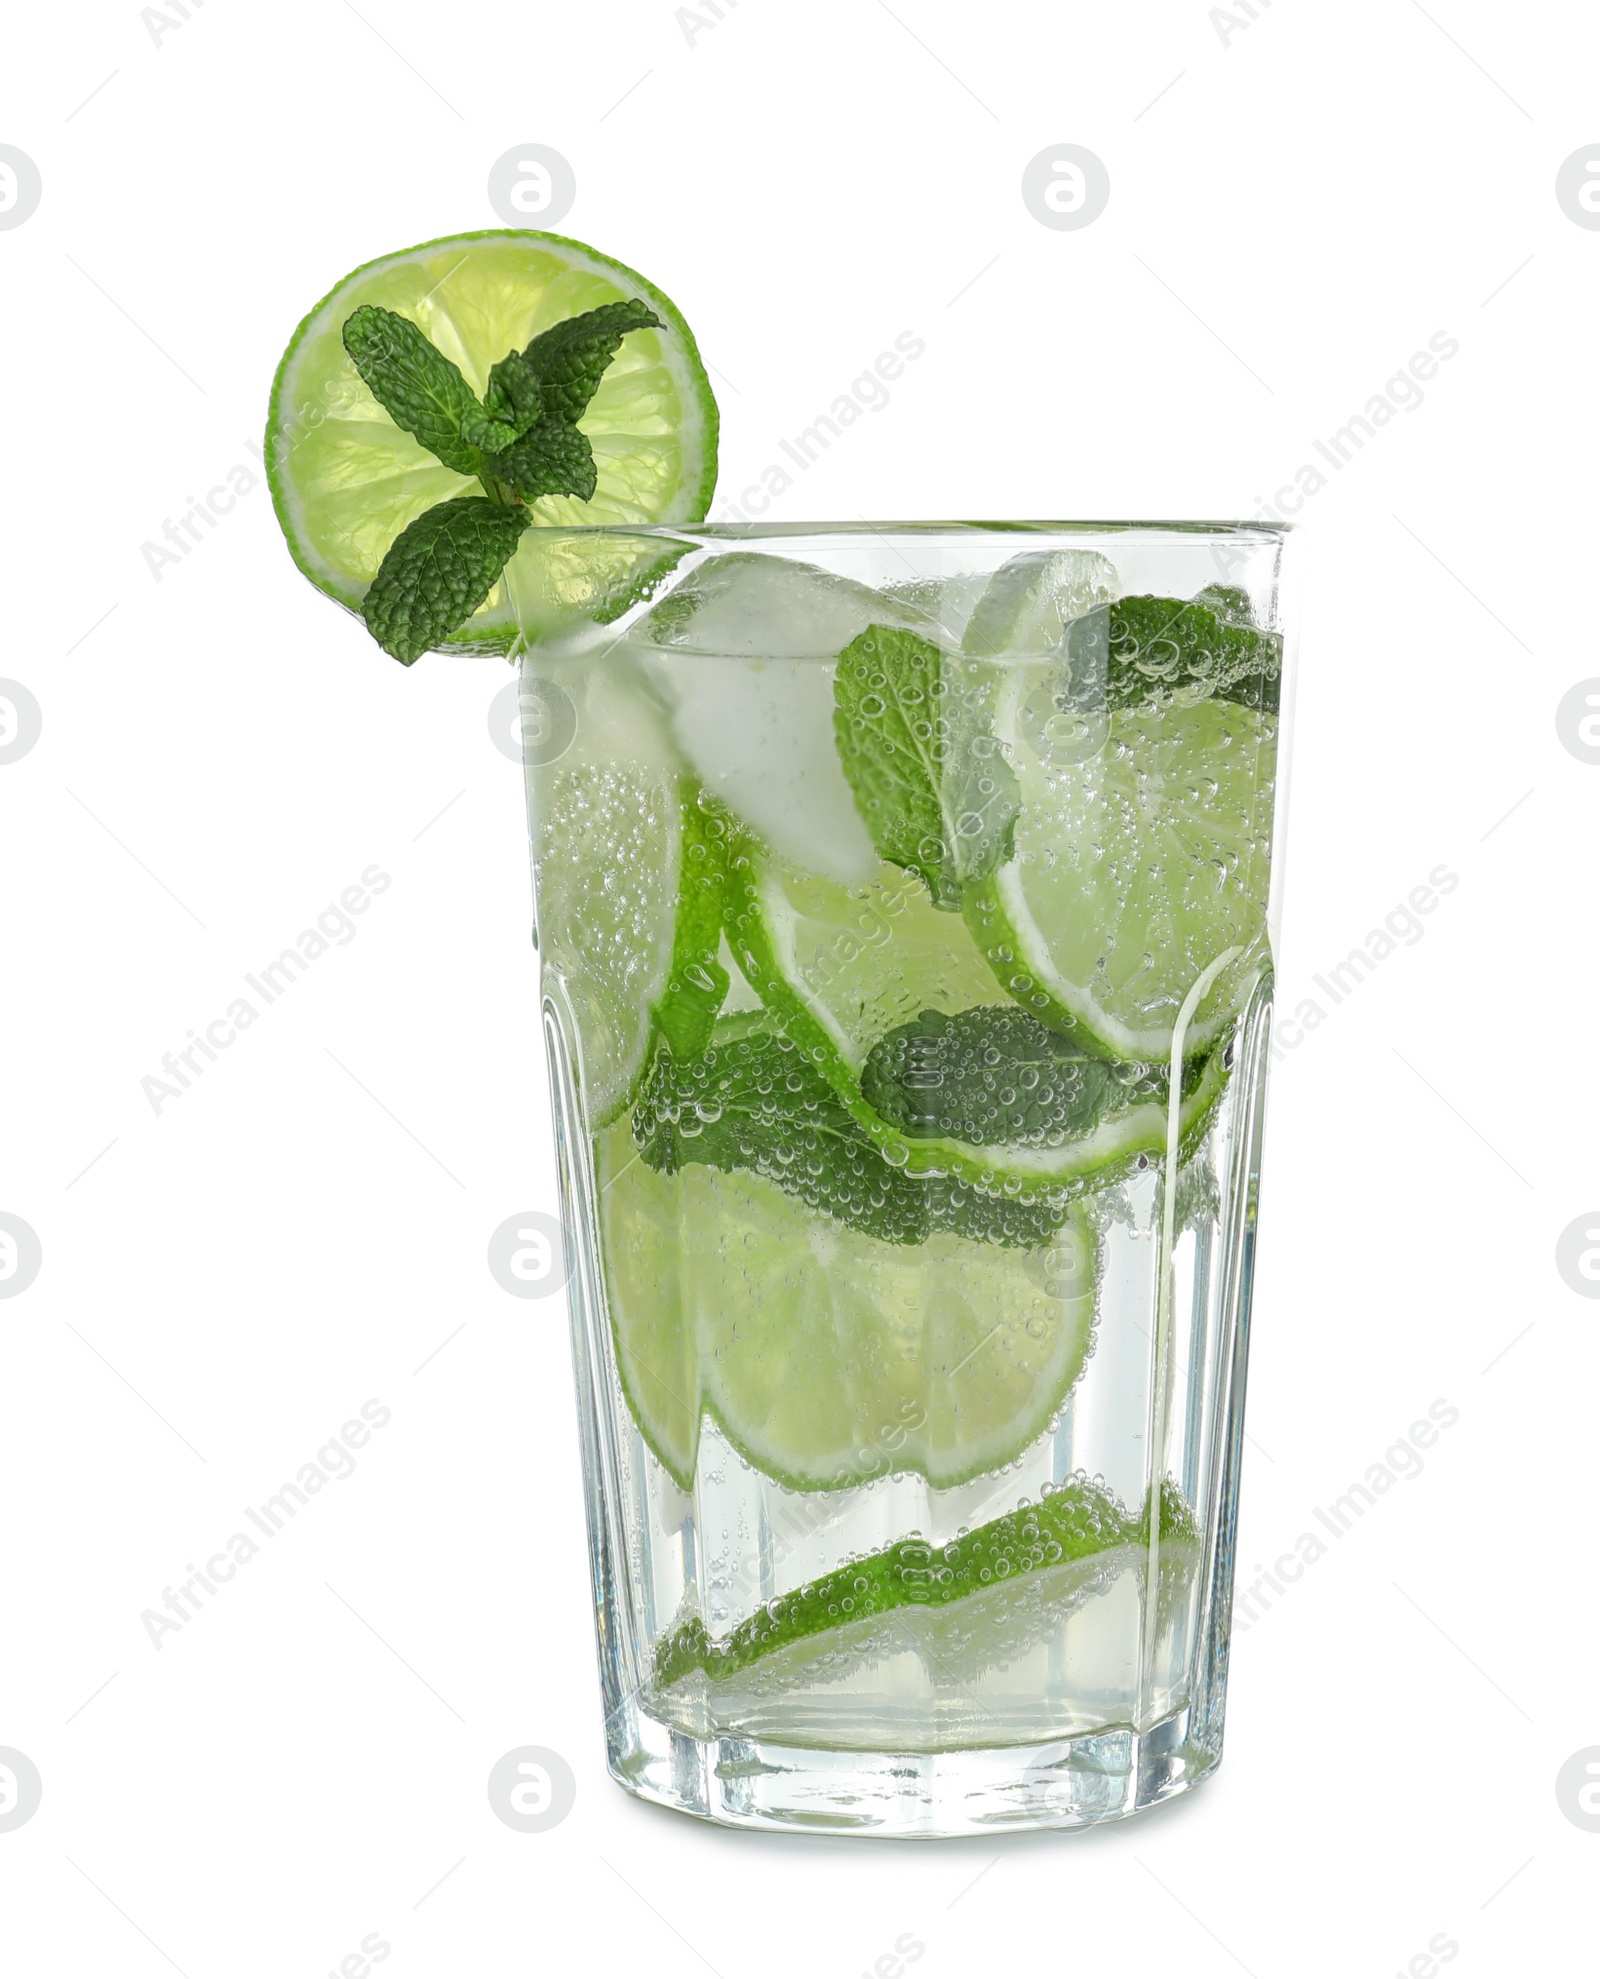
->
517;298;661;422
480;349;545;436
340;299;662;662
342;306;491;478
833;626;1021;910
632;1018;1068;1250
361;498;531;666
486;419;598;504
861;1005;1165;1149
1093;593;1282;715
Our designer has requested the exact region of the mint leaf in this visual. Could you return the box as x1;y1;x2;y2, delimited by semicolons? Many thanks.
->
1076;593;1281;716
519;298;662;423
650;787;730;1060
458;405;520;454
834;626;1021;910
484;419;597;503
361;497;530;664
632;1020;1067;1249
862;1006;1163;1148
342;305;486;477
480;350;544;438
1192;583;1253;623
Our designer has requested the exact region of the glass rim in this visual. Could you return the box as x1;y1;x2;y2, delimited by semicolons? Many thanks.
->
525;518;1294;542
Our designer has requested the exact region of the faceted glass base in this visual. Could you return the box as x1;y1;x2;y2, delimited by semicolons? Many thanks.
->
605;1695;1221;1838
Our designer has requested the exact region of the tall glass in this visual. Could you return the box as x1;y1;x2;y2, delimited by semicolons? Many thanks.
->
522;523;1293;1836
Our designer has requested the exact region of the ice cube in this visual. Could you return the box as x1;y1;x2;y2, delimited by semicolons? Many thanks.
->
879;571;995;648
641;551;906;658
634;553;920;885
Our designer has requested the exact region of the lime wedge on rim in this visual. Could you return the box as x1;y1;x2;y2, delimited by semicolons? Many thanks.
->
266;229;717;653
965;677;1278;1062
596;1117;1098;1492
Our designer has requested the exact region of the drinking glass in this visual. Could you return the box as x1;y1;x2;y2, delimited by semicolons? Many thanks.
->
521;522;1293;1836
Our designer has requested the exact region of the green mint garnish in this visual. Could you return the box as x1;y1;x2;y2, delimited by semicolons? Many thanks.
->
480;349;545;436
861;1005;1164;1149
361;497;531;666
632;1019;1068;1250
516;298;661;422
341;305;491;479
1191;583;1254;623
340;298;662;661
1088;593;1282;715
484;419;598;504
834;626;1021;910
458;405;521;455
650;786;730;1061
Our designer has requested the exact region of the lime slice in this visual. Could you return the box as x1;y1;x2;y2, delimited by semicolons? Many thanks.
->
961;547;1119;658
597;1121;698;1485
724;845;997;1089
532;648;723;1121
658;1475;1136;1686
537;763;676;1124
652;1478;1200;1729
966;679;1278;1061
532;647;680;1124
266;229;717;652
596;1117;1098;1492
722;835;1225;1190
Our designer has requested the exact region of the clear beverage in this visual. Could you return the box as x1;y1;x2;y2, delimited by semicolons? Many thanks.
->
525;523;1290;1835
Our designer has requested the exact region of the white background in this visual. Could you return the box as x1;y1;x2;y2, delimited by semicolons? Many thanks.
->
2;1;1596;1974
